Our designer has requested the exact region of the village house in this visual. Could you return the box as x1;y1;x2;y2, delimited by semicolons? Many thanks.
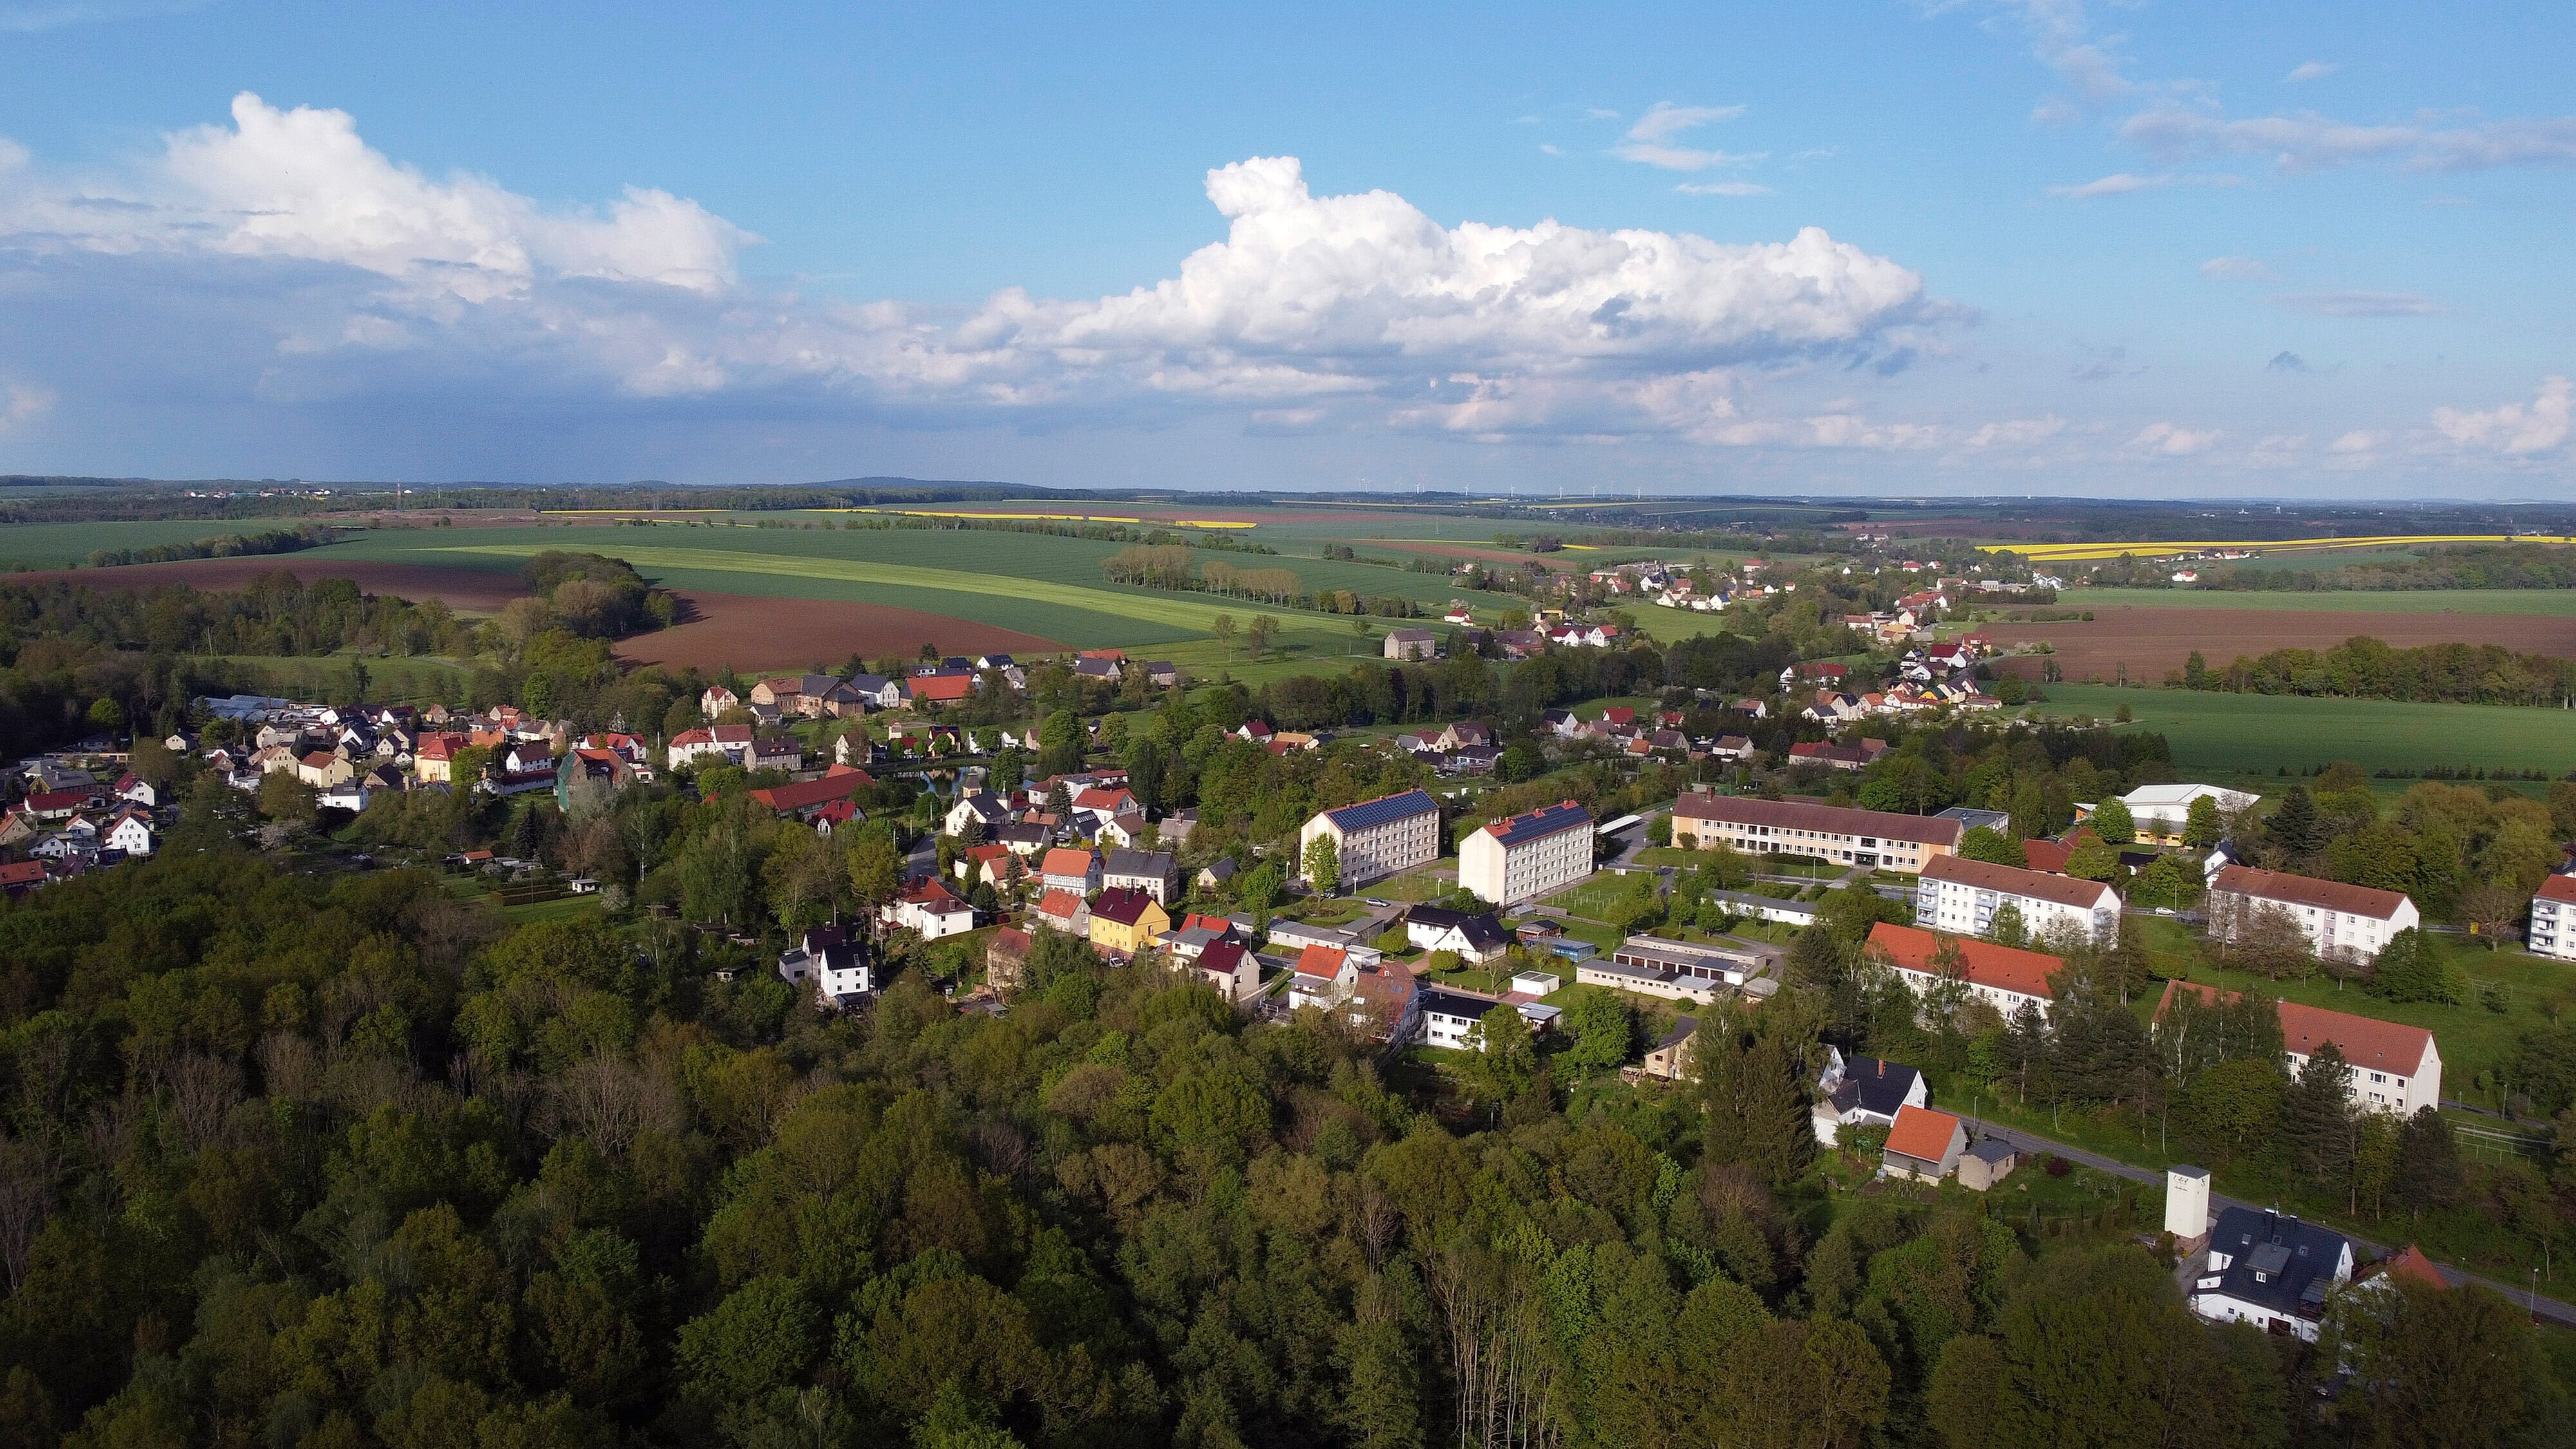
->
1413;984;1520;1051
985;927;1032;992
945;790;1016;837
1383;628;1439;661
1916;855;2122;943
882;880;976;940
700;685;739;719
1103;848;1182;905
1189;938;1262;1003
668;724;754;770
1298;788;1442;889
777;925;873;1006
1869;922;2060;1021
1087;887;1171;958
2208;865;2419;964
1671;786;1962;871
1040;847;1103;897
1812;1046;1927;1146
1880;1104;1967;1182
1459;800;1594;905
1032;888;1090;936
1638;1017;1696;1081
2189;1208;2352;1341
1403;905;1511;963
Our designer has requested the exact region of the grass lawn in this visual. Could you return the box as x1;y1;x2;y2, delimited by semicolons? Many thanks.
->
1548;874;1653;920
200;652;469;704
2060;587;2576;616
1370;866;1456;902
2028;683;2576;781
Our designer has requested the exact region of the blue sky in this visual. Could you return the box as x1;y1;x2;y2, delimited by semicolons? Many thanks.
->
1;1;2570;497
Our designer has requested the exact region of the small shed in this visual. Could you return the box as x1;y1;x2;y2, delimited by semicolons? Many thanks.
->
1958;1137;2020;1191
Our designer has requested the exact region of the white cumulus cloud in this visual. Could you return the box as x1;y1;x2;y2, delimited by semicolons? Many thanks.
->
2434;377;2573;455
2131;421;2220;455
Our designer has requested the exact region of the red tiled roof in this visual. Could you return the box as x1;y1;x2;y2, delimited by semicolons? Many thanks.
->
1868;922;2061;1001
747;773;871;813
989;927;1032;958
900;879;966;909
1921;854;2117;909
0;861;44;886
1672;792;1964;848
1884;1104;1962;1164
1041;848;1096;879
2534;875;2576;905
910;674;975;703
1295;943;1348;980
2019;838;2072;874
2153;980;2432;1077
1034;889;1084;922
2210;864;2410;922
2368;1245;2447;1289
1198;939;1248;974
1091;886;1160;927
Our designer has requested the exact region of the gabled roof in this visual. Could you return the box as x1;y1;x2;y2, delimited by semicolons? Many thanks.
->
1103;848;1175;878
1320;788;1439;833
900;879;968;911
747;772;873;813
1091;886;1162;927
1671;791;1964;848
1404;904;1511;952
2537;874;2576;905
1832;1056;1923;1119
1041;848;1097;878
1867;922;2061;1001
1294;944;1349;981
1034;888;1085;921
2153;980;2433;1077
1198;939;1249;974
2204;1207;2347;1321
1921;854;2118;909
909;674;976;703
1884;1104;1962;1163
988;927;1032;959
2210;864;2410;922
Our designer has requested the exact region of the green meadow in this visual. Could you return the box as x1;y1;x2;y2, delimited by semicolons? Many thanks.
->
2029;683;2576;781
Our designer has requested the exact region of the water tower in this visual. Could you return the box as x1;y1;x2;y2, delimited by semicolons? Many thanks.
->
2164;1165;2211;1254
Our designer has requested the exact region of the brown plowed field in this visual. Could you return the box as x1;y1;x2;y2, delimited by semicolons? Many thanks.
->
616;593;1063;672
10;557;532;610
1987;605;2576;681
1356;539;1580;570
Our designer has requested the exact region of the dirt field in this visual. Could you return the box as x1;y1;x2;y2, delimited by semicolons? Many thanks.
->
616;592;1063;672
9;556;533;610
1354;539;1580;570
1987;605;2576;681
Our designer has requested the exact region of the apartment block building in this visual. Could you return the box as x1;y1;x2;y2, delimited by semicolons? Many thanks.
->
1669;786;1960;872
1916;854;2121;944
1459;800;1595;905
1299;789;1442;889
2208;865;2418;964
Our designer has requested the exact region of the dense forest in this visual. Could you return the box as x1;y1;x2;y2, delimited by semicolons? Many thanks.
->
2175;638;2576;707
0;825;2566;1449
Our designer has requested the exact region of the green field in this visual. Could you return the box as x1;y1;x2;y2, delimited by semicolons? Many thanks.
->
0;518;329;569
202;653;468;704
2029;683;2576;781
2056;587;2576;616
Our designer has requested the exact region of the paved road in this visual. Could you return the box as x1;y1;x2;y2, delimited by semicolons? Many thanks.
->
1962;1119;2576;1328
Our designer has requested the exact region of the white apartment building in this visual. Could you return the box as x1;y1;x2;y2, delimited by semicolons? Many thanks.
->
1916;855;2121;944
1669;786;1962;872
1299;789;1441;889
1459;800;1595;905
2158;981;2442;1115
2529;874;2576;962
2208;865;2418;964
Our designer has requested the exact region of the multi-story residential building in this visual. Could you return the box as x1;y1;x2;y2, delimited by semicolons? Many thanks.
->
2528;874;2576;961
1868;922;2060;1021
1298;789;1441;889
1916;855;2121;943
1103;848;1182;906
1669;786;1961;872
2208;866;2418;964
2156;981;2441;1115
1459;800;1595;905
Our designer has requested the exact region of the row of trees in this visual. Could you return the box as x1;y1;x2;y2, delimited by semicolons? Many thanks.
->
2177;636;2576;706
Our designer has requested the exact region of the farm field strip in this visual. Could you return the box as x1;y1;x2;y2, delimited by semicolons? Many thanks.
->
835;507;1256;529
428;542;1336;638
0;518;337;569
2027;683;2576;777
1994;533;2576;562
2052;587;2576;616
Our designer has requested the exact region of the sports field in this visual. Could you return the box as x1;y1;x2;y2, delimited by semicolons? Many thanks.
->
2027;683;2576;781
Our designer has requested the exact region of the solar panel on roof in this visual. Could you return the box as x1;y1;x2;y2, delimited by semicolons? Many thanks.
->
1324;789;1438;831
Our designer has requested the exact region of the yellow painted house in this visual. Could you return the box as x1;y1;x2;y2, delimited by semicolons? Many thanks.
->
1087;886;1171;957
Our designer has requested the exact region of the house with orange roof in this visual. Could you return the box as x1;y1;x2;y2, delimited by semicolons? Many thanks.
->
2526;873;2576;962
1881;1104;1967;1182
1041;848;1101;896
1868;922;2061;1021
1032;888;1090;935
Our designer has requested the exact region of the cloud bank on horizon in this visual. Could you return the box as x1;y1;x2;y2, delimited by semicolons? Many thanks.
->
0;0;2570;495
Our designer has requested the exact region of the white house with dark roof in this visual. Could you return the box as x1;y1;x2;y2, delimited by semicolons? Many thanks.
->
2190;1208;2353;1342
1404;905;1511;963
1812;1046;1927;1146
